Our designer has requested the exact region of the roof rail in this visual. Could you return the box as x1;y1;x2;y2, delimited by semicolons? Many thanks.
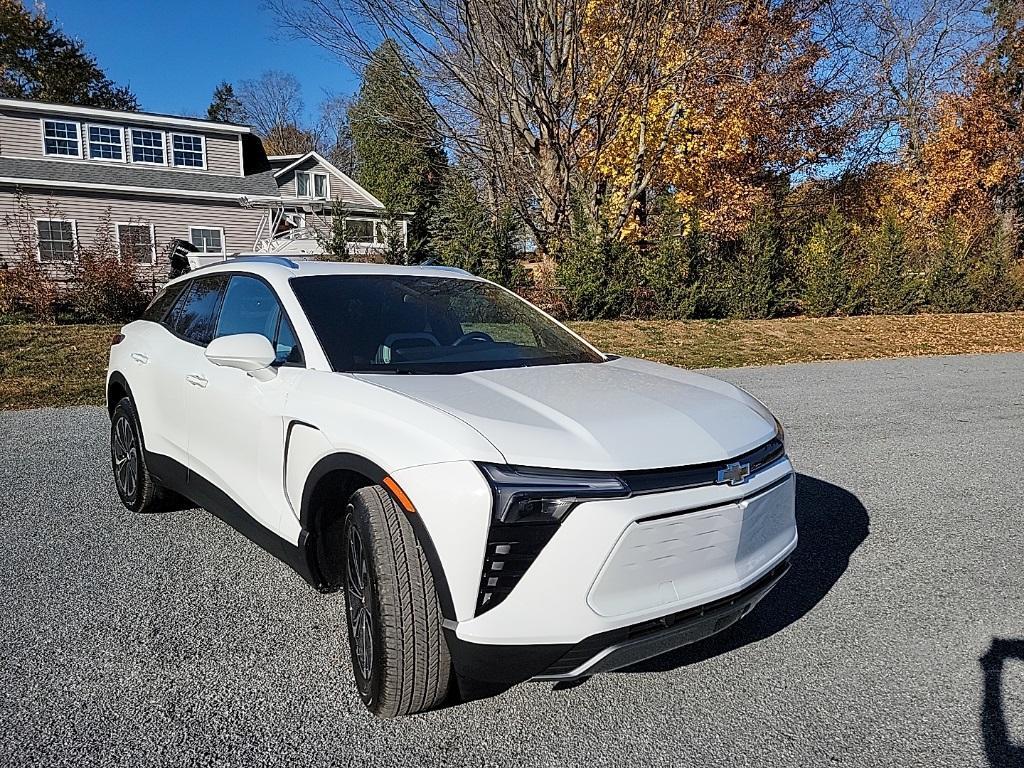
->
423;264;473;276
227;255;300;269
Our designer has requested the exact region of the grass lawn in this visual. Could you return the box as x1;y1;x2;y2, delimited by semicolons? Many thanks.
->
2;312;1023;410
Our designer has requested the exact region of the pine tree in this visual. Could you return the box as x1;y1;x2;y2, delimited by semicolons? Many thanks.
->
206;82;244;123
0;0;138;110
349;41;446;263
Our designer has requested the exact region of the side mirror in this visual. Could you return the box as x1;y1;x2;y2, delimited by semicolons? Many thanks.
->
205;333;277;381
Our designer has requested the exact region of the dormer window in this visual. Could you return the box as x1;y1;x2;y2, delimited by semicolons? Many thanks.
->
130;128;165;164
171;133;205;168
87;125;124;161
42;120;81;157
296;170;329;198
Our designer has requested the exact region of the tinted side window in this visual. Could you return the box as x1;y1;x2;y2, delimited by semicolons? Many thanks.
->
171;276;227;346
216;276;281;340
216;275;303;366
141;283;186;324
275;316;303;366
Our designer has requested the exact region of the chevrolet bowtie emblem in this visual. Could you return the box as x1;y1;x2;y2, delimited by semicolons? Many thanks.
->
717;461;751;486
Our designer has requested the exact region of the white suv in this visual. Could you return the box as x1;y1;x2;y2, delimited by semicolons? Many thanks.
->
107;257;797;717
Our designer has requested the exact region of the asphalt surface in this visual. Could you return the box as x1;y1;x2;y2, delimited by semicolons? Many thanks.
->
1;353;1023;767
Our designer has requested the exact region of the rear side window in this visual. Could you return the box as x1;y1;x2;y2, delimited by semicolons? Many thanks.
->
141;283;186;324
170;275;227;346
216;275;303;366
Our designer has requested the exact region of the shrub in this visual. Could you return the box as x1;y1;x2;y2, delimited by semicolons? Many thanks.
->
861;212;922;315
798;208;859;316
71;212;149;322
969;222;1024;311
727;208;788;319
316;199;351;261
1;190;61;322
430;168;529;288
557;214;634;320
924;222;976;312
0;260;59;322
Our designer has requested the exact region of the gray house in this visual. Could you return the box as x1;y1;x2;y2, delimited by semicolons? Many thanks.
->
0;97;401;282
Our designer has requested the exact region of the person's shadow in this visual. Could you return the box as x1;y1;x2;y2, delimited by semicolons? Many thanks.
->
613;472;869;673
980;637;1024;767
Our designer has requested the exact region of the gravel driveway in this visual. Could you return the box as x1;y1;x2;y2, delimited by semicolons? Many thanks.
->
1;353;1022;767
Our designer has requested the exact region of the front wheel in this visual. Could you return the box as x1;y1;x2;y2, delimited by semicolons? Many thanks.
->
343;485;452;717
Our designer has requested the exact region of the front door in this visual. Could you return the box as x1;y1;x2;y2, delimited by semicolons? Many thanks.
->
184;274;304;538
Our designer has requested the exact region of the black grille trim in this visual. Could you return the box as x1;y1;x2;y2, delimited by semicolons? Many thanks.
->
475;521;559;615
620;436;784;495
541;559;791;677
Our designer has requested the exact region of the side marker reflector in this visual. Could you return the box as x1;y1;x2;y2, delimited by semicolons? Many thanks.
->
382;476;416;513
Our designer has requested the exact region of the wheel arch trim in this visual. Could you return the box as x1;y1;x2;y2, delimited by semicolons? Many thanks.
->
300;450;456;619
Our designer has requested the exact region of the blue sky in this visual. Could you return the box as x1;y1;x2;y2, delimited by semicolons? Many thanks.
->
41;0;359;121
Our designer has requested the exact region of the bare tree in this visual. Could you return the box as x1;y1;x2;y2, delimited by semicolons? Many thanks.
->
823;0;990;165
235;70;324;154
268;0;723;255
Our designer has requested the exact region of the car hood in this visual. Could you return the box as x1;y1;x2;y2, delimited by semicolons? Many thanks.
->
355;356;777;471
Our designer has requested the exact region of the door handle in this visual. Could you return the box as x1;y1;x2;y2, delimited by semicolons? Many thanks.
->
131;352;149;364
185;374;208;388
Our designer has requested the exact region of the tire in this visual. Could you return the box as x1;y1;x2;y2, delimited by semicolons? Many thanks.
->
110;397;161;513
343;485;452;717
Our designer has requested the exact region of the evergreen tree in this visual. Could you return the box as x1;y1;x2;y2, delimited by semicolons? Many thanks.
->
729;208;787;319
206;81;244;123
799;208;858;316
0;0;138;110
431;168;526;286
349;41;446;262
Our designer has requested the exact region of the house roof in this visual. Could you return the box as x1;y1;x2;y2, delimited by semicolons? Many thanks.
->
273;151;385;209
0;97;251;134
0;156;279;199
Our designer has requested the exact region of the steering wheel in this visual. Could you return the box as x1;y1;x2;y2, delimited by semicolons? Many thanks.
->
452;330;495;346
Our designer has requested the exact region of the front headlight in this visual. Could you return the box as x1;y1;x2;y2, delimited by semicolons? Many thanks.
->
477;463;630;524
773;415;785;445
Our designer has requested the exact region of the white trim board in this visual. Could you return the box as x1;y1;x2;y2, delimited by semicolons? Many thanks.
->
0;97;251;134
0;176;251;202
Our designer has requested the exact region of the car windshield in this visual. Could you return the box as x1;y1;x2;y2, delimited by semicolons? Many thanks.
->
290;274;604;374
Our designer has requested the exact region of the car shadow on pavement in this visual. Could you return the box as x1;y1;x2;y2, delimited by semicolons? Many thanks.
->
980;637;1024;767
615;473;869;674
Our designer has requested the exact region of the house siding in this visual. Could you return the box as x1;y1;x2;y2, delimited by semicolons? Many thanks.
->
0;187;264;285
277;156;381;208
0;107;242;176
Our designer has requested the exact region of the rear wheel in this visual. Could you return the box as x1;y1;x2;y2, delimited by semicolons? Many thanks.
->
110;397;160;513
342;485;452;717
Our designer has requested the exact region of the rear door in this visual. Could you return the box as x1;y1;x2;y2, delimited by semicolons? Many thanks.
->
149;274;228;470
121;282;188;462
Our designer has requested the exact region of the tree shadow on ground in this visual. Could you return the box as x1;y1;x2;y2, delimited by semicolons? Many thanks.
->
613;472;870;674
980;637;1024;768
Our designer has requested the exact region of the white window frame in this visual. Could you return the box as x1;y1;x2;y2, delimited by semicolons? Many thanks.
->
35;218;78;262
170;132;206;169
116;222;157;265
296;170;312;198
85;123;126;163
344;217;376;244
189;226;225;254
40;119;82;158
313;172;329;199
129;127;167;166
371;218;408;246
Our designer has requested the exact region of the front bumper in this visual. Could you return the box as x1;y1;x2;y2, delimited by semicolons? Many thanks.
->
446;558;790;690
440;459;797;690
